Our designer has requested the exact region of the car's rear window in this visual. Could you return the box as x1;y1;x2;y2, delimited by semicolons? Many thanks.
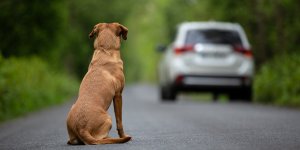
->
185;29;242;45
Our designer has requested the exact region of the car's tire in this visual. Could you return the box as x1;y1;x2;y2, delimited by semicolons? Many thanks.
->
160;85;177;101
228;87;252;102
242;87;252;102
228;93;240;101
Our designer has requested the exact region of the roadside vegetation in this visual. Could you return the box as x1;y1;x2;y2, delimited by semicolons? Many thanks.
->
0;55;78;122
254;53;300;107
0;0;299;122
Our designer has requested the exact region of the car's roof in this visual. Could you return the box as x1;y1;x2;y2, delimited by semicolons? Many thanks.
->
174;21;251;48
178;21;243;31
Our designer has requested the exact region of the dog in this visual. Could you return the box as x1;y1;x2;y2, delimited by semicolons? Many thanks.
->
66;22;131;145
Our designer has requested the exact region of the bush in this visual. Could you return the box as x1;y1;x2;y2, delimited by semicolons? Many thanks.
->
0;55;78;122
254;53;300;107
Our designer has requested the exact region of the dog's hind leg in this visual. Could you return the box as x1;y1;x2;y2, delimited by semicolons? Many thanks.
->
78;115;112;145
67;137;83;145
78;115;131;144
67;127;83;145
94;115;112;140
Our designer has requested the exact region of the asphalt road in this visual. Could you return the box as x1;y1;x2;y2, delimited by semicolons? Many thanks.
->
1;84;300;150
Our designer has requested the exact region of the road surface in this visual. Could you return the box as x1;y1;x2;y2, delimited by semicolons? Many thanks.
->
1;84;300;150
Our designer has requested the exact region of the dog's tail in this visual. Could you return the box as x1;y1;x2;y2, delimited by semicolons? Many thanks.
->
79;130;131;144
96;137;131;144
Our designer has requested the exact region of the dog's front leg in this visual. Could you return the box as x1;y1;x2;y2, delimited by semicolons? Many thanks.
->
113;93;127;138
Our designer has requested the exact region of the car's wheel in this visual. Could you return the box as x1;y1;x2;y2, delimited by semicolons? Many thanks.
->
160;85;177;101
228;87;252;102
228;92;240;101
242;87;252;102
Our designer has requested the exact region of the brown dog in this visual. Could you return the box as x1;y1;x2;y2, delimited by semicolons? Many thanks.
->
66;22;131;145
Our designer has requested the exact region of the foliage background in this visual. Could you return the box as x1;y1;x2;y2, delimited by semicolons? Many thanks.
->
0;55;78;121
0;0;300;121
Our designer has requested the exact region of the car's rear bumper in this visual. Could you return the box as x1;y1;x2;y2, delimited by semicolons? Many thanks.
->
172;75;252;92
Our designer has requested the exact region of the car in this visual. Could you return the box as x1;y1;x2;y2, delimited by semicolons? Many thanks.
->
157;21;254;101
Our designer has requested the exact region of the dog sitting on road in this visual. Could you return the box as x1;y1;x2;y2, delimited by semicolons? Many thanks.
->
66;22;131;145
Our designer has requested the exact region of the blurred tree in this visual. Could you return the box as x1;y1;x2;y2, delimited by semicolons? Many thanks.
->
0;0;68;58
63;0;136;78
0;0;136;78
122;0;170;82
1;0;299;81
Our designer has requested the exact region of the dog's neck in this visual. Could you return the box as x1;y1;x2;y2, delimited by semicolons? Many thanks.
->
95;47;116;56
90;47;123;67
94;47;121;58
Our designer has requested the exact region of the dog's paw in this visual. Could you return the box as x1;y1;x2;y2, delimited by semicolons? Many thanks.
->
123;134;132;140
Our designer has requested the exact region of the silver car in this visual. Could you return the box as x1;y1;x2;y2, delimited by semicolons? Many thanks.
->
158;21;254;101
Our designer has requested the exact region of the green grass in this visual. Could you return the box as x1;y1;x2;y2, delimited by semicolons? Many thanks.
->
254;52;300;108
0;55;79;122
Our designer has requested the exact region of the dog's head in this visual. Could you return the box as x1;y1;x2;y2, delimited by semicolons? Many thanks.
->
89;23;128;40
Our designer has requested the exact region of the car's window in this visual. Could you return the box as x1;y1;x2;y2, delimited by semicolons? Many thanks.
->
185;29;242;46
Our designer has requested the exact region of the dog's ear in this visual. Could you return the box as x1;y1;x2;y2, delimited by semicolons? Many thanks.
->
89;25;98;39
116;23;128;40
89;24;104;39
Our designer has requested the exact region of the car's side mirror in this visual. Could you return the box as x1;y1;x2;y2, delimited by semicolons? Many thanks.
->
156;44;167;52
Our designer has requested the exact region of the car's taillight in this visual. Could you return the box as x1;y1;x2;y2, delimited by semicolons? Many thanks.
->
174;45;194;55
175;75;184;84
233;45;253;58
